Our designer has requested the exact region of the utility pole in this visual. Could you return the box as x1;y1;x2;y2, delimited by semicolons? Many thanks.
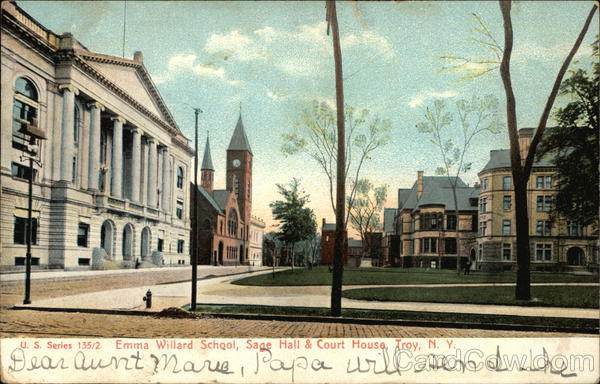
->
326;0;346;317
190;107;202;312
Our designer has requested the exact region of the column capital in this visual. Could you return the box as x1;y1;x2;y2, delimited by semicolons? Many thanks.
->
129;126;140;135
146;136;156;145
111;115;126;123
58;84;79;95
87;101;105;111
160;145;169;153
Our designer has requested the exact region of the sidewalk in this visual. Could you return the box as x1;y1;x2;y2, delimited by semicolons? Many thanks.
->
14;269;599;320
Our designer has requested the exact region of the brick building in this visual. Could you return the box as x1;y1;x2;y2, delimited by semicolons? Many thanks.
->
320;219;348;265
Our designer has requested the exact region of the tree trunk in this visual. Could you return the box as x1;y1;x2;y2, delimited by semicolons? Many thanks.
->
328;0;346;317
513;175;531;300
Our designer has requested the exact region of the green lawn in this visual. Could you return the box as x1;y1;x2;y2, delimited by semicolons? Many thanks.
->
341;285;600;308
233;266;599;286
184;303;598;331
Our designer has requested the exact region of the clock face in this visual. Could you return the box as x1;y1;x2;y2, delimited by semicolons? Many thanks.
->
232;159;241;168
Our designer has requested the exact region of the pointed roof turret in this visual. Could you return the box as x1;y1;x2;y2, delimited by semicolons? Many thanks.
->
227;112;253;155
201;134;215;171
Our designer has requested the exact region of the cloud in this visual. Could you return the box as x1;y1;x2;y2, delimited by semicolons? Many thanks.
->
342;30;395;59
512;40;594;64
204;30;265;61
408;89;458;108
156;53;241;86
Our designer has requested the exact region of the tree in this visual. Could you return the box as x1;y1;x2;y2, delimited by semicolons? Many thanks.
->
416;95;500;273
269;178;317;270
347;179;388;266
440;2;597;299
537;38;599;230
497;1;597;300
281;101;391;223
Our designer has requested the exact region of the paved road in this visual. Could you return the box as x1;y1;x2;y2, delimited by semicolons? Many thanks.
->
17;269;599;319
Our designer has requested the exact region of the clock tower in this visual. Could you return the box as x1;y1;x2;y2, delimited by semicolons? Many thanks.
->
226;112;253;230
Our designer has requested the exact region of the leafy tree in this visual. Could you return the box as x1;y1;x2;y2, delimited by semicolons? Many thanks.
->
439;1;597;299
269;178;317;269
347;179;388;266
281;101;391;223
537;38;599;230
416;95;500;273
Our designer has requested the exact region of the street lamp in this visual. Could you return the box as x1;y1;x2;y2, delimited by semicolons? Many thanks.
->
19;118;46;305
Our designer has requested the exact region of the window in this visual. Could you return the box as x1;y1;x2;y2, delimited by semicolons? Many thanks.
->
503;195;511;211
177;240;184;254
72;156;77;184
479;221;487;236
535;243;552;261
176;200;183;219
471;215;477;232
157;238;164;252
74;104;81;145
11;162;36;180
228;210;238;237
13;216;38;245
567;221;583;237
421;237;437;253
446;215;457;230
482;177;488;191
536;175;553;189
77;223;89;247
536;195;553;212
177;167;184;189
502;243;511;261
12;77;39;152
444;238;457;254
479;197;487;213
421;214;441;230
536;220;552;236
78;258;90;266
502;176;512;190
15;257;39;266
478;243;483;260
100;128;107;165
502;220;511;235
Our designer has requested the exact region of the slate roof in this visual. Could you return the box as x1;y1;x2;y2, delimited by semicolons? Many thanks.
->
201;135;214;171
196;186;223;215
228;113;253;154
213;190;231;212
383;208;397;233
481;149;554;172
348;238;363;248
322;222;337;231
398;176;479;212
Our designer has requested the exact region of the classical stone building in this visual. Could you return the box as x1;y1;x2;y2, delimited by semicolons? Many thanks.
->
476;128;598;272
394;171;479;269
193;114;256;266
249;216;265;266
1;1;193;270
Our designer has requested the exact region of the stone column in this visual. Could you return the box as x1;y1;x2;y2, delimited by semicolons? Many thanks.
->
147;137;158;207
131;127;141;202
157;146;163;207
111;116;125;199
87;101;104;190
59;85;78;182
162;147;170;212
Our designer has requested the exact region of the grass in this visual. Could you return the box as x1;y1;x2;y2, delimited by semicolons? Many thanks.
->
232;266;599;286
341;285;600;308
184;303;598;332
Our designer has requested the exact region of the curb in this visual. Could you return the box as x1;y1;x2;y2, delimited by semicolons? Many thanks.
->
10;305;599;335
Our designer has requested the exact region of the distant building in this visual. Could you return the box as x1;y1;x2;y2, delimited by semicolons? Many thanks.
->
394;171;479;269
382;208;400;266
476;128;598;272
320;219;348;265
249;216;265;266
192;113;254;266
1;1;193;270
347;238;362;267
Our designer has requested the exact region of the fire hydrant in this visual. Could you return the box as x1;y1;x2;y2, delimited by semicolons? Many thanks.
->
142;289;152;309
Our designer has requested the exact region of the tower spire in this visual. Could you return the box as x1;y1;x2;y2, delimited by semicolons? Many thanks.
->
200;132;214;194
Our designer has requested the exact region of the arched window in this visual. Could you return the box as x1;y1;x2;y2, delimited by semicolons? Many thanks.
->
177;166;184;189
228;210;238;237
73;104;81;145
12;77;39;152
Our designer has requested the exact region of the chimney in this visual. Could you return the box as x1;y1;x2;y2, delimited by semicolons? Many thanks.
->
58;32;74;50
518;128;534;164
397;189;402;210
322;218;326;228
417;171;424;200
133;51;143;63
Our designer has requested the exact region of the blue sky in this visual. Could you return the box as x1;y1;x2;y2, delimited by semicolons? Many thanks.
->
20;1;598;233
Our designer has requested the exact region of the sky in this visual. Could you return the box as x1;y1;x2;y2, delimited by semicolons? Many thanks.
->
19;0;598;235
